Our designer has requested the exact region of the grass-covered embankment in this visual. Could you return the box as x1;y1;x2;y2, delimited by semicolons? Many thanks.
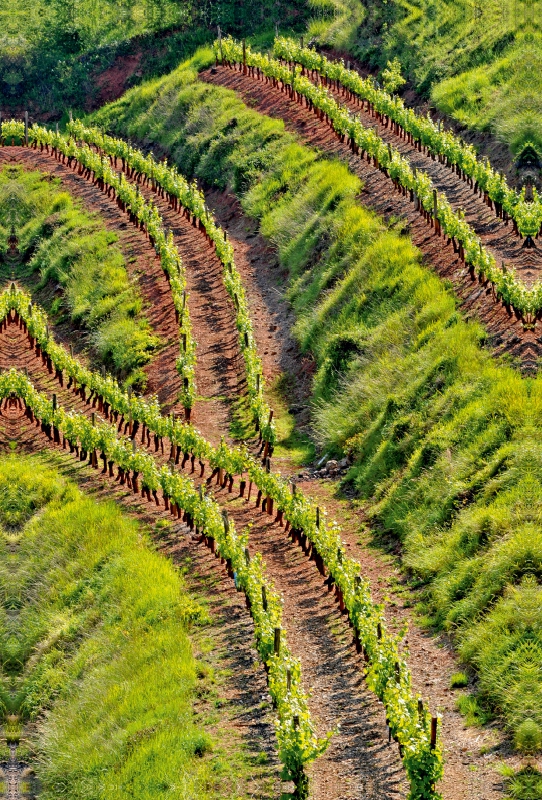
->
0;453;273;798
0;165;158;386
351;0;541;154
89;51;542;751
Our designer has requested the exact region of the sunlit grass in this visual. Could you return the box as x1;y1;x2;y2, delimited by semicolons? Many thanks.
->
354;0;542;152
0;165;158;387
88;50;542;748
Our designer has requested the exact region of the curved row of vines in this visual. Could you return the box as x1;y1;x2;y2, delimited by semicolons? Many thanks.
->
1;365;328;796
273;37;542;241
215;37;542;319
0;120;277;446
1;283;444;800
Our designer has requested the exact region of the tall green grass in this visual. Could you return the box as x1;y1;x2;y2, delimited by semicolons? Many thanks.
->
0;165;158;387
0;454;271;798
89;53;542;749
307;0;365;50
351;0;541;154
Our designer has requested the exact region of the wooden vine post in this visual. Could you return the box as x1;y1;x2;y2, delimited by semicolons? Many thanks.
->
262;409;274;460
127;385;132;436
430;717;438;750
217;26;223;65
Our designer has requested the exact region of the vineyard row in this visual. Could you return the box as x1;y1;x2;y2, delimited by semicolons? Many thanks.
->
2;288;443;800
272;37;542;241
2;366;326;796
215;38;541;319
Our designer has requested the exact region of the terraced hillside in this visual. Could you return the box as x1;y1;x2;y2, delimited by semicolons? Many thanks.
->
0;3;541;800
353;0;542;156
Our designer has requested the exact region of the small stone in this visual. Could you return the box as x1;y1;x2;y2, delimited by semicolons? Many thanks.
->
326;459;339;473
338;457;349;469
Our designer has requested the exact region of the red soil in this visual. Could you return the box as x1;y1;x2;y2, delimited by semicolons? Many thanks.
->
93;53;143;109
0;133;519;797
0;147;245;446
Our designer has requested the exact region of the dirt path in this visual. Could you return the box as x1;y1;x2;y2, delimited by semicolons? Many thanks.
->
131;178;248;445
205;187;314;410
201;66;541;371
5;746;22;799
0;397;283;800
316;79;529;265
225;492;407;800
0;319;408;800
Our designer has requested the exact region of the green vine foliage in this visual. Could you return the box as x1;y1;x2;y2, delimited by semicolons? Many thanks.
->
273;37;542;241
65;120;276;444
3;287;443;799
1;120;197;412
0;368;328;795
216;38;542;318
0;114;276;442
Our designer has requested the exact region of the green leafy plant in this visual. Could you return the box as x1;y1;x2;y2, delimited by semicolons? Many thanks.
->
0;368;328;797
450;672;469;689
1;120;197;413
0;292;443;799
273;37;542;247
381;58;406;94
65;119;276;445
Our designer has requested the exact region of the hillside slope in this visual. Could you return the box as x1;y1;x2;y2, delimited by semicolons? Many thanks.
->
88;50;542;753
352;0;541;156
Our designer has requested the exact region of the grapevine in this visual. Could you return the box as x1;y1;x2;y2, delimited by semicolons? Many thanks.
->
214;38;542;319
272;37;542;241
0;368;329;797
66;119;275;444
2;287;443;799
1;120;197;414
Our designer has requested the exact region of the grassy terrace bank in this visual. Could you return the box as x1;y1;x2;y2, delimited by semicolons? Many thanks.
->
353;0;541;155
0;453;274;799
0;165;158;387
89;49;542;752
